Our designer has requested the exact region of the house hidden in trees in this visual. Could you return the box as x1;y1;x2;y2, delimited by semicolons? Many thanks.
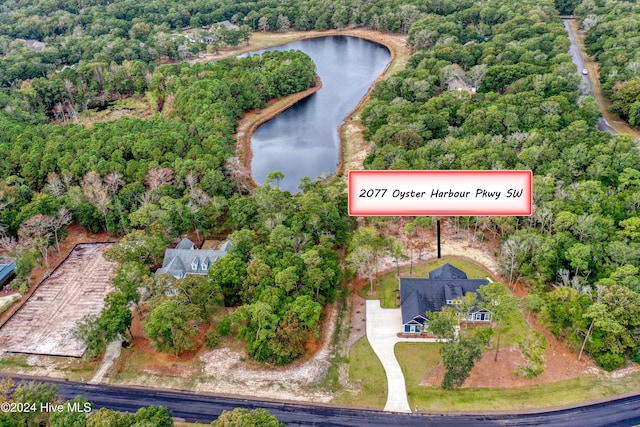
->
400;263;491;334
447;77;477;93
156;238;231;279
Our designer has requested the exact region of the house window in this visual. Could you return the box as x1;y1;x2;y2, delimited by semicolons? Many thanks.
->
475;312;490;321
201;261;208;271
404;324;420;333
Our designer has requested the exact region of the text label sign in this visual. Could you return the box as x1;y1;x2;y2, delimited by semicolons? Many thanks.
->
348;170;532;216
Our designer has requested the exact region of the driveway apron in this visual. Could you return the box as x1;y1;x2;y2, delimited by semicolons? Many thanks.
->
365;300;411;412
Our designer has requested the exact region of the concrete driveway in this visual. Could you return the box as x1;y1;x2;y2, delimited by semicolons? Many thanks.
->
365;300;409;412
365;300;440;412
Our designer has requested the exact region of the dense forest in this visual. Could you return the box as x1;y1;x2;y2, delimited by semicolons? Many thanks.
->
0;47;343;364
1;0;640;371
575;0;640;128
359;0;640;370
0;50;316;234
0;0;472;90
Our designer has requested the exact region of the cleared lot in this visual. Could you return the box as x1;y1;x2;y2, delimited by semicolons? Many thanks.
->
0;243;115;357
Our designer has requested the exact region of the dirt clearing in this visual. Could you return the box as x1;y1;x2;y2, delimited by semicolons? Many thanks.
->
113;303;338;403
421;342;597;388
0;243;116;357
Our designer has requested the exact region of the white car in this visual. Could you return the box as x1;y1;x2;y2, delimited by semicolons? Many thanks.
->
582;68;588;75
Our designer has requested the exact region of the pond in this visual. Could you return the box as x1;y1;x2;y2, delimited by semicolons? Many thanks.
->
248;36;391;193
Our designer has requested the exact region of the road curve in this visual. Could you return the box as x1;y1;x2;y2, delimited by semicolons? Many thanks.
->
3;375;640;426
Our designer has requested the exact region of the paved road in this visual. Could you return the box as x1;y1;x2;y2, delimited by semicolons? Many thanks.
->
562;18;617;135
563;19;592;93
3;375;640;426
596;117;616;133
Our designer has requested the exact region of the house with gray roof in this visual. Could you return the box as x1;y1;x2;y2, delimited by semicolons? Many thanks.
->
399;263;491;334
156;238;231;279
16;38;46;51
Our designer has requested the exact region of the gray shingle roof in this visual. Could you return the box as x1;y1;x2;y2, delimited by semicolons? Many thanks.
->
428;263;468;279
400;263;489;324
156;240;231;278
176;238;196;250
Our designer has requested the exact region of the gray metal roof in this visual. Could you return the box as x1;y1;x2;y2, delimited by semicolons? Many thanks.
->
400;263;489;324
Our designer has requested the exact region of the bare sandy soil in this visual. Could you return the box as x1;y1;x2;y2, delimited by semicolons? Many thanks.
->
0;224;111;327
421;339;598;388
194;306;336;402
374;217;500;278
0;243;116;357
343;217;503;390
114;302;338;403
235;77;323;178
3;27;632;400
1;220;632;400
0;354;86;378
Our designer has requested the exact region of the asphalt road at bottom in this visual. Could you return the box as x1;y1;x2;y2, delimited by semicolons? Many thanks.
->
3;376;640;426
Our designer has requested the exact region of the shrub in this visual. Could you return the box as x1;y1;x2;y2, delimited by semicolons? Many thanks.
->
218;315;232;336
18;281;29;295
205;330;221;349
594;352;625;371
515;331;547;379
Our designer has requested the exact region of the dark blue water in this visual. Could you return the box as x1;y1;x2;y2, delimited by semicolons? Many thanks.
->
248;36;390;193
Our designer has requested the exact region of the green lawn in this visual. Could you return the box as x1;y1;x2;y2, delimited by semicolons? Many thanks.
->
489;305;528;347
332;336;387;409
404;372;640;411
0;354;32;371
359;257;494;308
353;257;640;411
395;341;640;411
395;342;442;404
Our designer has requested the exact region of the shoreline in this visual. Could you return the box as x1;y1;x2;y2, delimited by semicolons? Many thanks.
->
235;76;323;187
225;28;409;189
